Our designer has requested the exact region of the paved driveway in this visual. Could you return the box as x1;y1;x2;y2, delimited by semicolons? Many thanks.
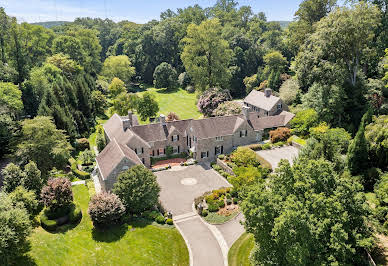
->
155;164;231;216
257;145;300;169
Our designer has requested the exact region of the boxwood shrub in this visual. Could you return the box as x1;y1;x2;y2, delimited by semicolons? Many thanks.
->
69;204;82;224
166;218;173;225
218;200;225;208
201;209;209;217
40;211;58;231
155;215;165;224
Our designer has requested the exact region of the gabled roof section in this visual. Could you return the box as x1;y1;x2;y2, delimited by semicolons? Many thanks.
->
190;115;244;139
96;138;141;180
248;111;295;130
103;114;123;141
116;129;151;148
244;90;281;111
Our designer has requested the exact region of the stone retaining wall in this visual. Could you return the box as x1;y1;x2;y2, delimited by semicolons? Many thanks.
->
216;158;235;176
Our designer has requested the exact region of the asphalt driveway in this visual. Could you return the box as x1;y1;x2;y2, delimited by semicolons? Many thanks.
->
155;164;231;216
257;145;300;169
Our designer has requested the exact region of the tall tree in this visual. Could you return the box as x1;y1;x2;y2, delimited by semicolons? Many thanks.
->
136;92;159;121
181;19;232;91
242;159;372;265
101;55;135;85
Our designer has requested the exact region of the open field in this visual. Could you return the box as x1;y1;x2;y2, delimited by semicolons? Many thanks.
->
136;87;202;124
21;185;189;266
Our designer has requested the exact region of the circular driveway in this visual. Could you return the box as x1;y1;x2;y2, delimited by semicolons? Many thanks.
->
155;164;231;216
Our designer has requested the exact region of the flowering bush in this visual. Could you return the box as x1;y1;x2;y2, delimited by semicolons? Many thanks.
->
212;101;242;116
197;87;231;117
41;178;73;211
88;192;125;228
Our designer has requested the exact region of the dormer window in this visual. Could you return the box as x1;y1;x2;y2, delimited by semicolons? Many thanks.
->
172;135;179;142
240;130;248;138
216;136;223;141
134;148;144;155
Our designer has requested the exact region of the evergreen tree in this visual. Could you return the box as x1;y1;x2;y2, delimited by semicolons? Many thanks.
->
347;115;369;176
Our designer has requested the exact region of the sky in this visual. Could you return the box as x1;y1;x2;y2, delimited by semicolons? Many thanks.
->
0;0;303;24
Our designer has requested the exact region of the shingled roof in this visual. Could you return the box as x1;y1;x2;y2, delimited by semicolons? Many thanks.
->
96;138;141;180
244;90;281;111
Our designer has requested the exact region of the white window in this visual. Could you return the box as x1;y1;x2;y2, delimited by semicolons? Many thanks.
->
256;132;262;141
240;130;248;138
201;151;208;158
216;136;223;141
277;103;282;110
159;148;165;155
172;135;179;142
173;146;179;154
135;148;143;155
193;136;197;143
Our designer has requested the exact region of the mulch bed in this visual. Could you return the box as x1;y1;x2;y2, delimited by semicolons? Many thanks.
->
152;158;187;169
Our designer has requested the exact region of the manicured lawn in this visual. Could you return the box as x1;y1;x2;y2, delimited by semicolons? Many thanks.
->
228;233;254;266
203;210;240;224
136;87;202;124
24;185;189;266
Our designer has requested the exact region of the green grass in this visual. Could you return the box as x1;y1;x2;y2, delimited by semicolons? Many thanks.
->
288;135;307;146
23;185;189;266
228;233;254;266
136;87;202;124
203;210;239;224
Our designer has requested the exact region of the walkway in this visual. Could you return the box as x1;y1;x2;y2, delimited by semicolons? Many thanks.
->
256;145;299;169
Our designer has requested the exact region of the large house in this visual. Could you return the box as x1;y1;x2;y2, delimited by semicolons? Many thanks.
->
96;104;294;191
244;88;288;117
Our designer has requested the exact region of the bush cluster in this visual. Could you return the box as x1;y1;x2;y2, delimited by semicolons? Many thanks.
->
76;138;90;151
269;127;291;143
41;178;73;211
197;87;232;117
88;192;125;228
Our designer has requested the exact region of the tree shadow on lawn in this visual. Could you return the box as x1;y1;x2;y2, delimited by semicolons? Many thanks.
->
91;217;153;243
14;254;38;266
156;87;180;94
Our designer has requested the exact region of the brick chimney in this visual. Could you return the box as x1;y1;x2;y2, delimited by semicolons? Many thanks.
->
242;106;250;120
264;88;272;97
159;114;166;126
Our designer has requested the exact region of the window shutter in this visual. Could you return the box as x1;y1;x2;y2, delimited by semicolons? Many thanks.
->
240;131;242;137
215;147;217;155
221;146;223;154
206;151;209;157
178;146;180;153
152;150;155;156
157;149;159;155
164;148;166;154
171;136;173;141
141;147;144;153
135;148;137;154
177;135;179;141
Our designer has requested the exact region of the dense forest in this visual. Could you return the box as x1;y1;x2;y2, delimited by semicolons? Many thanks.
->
0;0;388;264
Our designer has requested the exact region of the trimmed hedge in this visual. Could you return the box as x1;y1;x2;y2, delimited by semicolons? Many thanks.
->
208;204;219;212
155;215;165;224
40;211;58;231
71;161;91;179
69;204;82;224
201;209;209;217
166;218;173;225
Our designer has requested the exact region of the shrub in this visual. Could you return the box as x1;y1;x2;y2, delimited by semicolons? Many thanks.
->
212;101;242;116
155;215;165;224
79;149;95;166
197;87;232;117
208;204;219;212
76;138;89;151
69;204;82;224
230;147;260;167
153;62;178;90
212;164;222;171
166;112;180;122
194;195;205;209
274;142;285;147
72;168;91;179
218;200;225;208
40;211;57;231
248;144;262;151
41;178;73;211
233;198;238;204
218;154;225;160
270;127;291;143
1;163;25;193
226;193;232;199
88;192;125;228
186;85;195;93
290;109;319;136
226;199;232;205
113;165;160;214
96;126;106;152
143;210;160;220
9;186;39;219
178;72;192;88
201;209;209;217
45;205;70;220
262;143;271;150
230;189;238;198
166;218;174;225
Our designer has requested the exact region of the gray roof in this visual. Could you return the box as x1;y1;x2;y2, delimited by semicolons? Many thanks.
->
244;90;281;111
104;113;139;141
96;138;141;180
